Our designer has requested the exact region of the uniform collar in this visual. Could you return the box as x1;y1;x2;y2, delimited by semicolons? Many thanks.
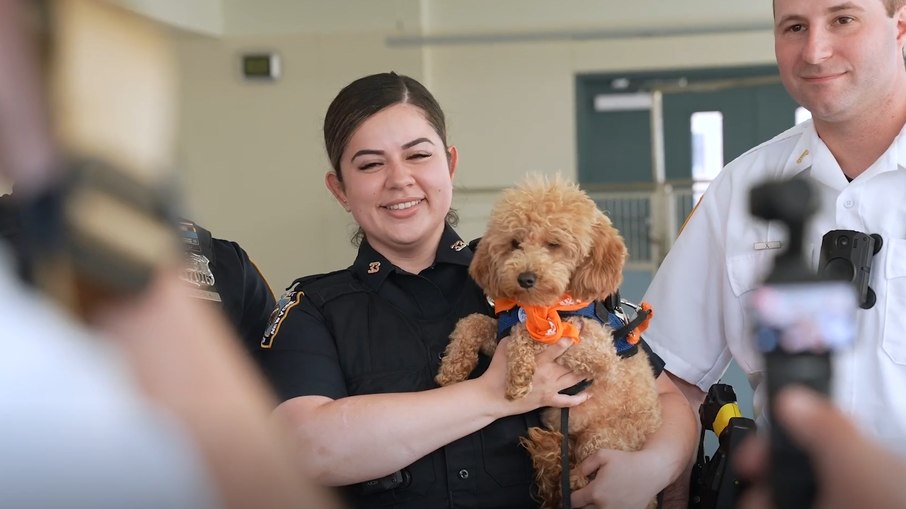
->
878;122;906;179
351;224;472;290
433;225;473;267
895;123;906;171
787;119;906;190
778;120;819;180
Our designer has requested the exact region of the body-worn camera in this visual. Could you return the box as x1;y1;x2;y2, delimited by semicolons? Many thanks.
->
818;230;882;309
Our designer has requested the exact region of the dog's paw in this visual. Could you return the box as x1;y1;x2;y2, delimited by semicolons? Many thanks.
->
434;372;454;386
435;363;468;386
570;470;589;491
435;355;470;386
505;382;531;400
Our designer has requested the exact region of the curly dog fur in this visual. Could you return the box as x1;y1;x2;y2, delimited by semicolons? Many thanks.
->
435;175;661;509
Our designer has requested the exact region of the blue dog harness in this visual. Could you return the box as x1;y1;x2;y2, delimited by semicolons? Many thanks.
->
496;299;643;357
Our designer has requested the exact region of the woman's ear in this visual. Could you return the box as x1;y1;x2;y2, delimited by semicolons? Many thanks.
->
447;145;458;179
325;171;349;211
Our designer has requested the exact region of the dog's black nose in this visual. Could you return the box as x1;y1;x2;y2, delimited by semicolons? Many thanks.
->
517;272;536;288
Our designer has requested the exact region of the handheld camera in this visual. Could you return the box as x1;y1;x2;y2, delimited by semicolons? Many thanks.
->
748;177;858;509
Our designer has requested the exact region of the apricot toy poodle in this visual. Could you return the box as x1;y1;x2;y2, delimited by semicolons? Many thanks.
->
435;175;661;509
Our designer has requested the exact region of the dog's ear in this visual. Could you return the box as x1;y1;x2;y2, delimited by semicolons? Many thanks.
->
569;211;627;301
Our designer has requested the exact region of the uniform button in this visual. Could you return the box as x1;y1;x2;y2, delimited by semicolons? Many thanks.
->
458;469;470;479
844;199;855;208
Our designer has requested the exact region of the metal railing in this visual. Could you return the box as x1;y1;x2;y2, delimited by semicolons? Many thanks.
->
455;180;699;272
587;181;696;271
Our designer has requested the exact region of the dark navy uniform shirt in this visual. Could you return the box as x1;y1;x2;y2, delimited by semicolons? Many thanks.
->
178;221;275;354
0;194;16;241
259;226;543;509
0;195;273;353
209;235;276;351
0;194;27;279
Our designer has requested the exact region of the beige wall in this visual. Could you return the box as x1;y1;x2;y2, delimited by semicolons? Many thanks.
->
175;32;426;289
173;2;780;291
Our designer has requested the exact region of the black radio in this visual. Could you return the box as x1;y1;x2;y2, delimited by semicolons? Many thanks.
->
689;384;757;509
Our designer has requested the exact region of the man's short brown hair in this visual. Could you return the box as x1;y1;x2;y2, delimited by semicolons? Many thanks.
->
886;0;906;16
774;0;906;17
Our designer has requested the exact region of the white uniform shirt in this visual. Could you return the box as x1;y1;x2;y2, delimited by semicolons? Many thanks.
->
0;248;221;509
643;120;906;456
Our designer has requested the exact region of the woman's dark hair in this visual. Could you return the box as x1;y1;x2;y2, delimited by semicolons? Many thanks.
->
323;72;457;245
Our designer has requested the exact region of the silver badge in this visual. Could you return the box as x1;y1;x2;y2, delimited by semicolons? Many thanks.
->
181;253;220;302
181;252;216;289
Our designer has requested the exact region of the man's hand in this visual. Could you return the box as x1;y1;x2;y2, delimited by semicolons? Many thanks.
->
737;387;906;509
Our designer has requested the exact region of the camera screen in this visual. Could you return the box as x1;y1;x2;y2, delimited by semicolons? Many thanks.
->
749;282;857;354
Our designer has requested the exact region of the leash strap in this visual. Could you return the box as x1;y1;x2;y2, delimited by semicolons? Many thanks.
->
557;299;651;509
561;407;571;509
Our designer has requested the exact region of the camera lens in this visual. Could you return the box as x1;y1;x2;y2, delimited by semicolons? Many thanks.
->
836;235;850;248
824;258;855;281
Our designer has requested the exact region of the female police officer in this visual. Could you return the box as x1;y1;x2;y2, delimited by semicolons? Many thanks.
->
258;72;697;509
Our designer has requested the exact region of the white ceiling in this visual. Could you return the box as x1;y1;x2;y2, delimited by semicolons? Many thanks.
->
113;0;775;41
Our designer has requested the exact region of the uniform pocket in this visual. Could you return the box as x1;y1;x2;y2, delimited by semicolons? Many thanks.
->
726;251;774;374
480;413;535;487
882;239;906;365
727;251;774;298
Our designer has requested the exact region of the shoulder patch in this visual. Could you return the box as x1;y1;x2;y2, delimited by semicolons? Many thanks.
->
260;282;303;348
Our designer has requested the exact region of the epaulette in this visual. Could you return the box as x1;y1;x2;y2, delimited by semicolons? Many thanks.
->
295;268;365;307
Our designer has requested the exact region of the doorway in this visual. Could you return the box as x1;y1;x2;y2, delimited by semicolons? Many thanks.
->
577;65;800;288
576;65;803;420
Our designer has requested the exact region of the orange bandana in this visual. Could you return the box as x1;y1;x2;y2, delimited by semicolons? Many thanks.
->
495;296;590;344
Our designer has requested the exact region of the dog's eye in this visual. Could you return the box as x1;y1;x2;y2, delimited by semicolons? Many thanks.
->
547;242;561;249
511;239;521;250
